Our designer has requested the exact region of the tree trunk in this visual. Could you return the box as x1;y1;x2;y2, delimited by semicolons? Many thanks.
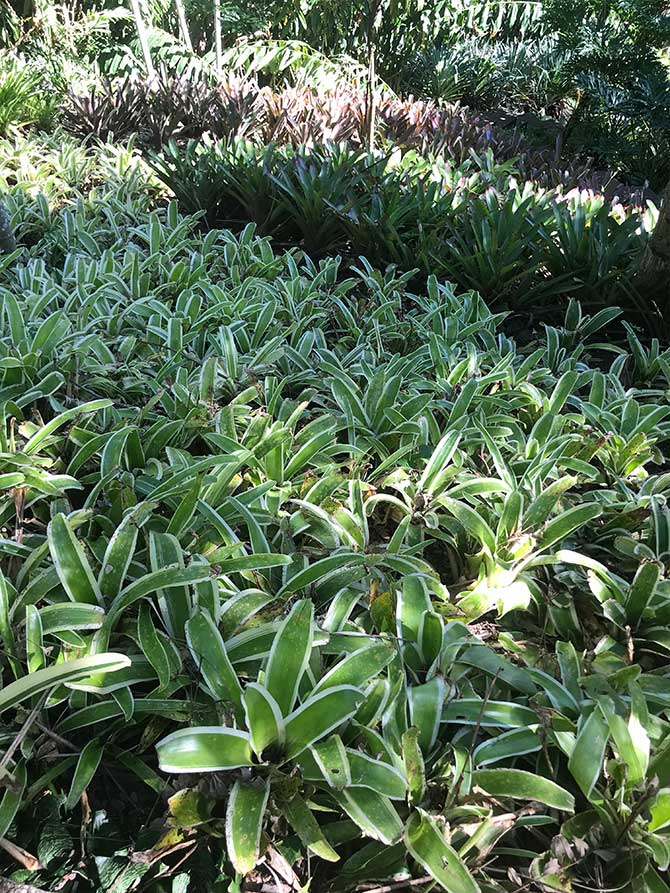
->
635;178;670;320
174;0;192;52
130;0;155;80
213;0;222;78
365;0;379;151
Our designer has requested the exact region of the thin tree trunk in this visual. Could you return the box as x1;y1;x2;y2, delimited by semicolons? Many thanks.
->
365;0;379;150
174;0;192;52
367;39;376;150
635;178;670;320
130;0;155;80
214;0;222;77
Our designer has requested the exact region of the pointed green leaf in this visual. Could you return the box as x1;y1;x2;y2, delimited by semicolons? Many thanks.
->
186;609;243;721
283;686;363;761
0;654;130;713
242;682;285;757
568;708;609;799
408;676;446;754
225;780;270;876
281;792;340;861
312;642;394;697
405;811;480;893
48;513;103;606
66;738;104;810
472;768;574;810
264;599;314;716
309;735;351;789
333;788;403;845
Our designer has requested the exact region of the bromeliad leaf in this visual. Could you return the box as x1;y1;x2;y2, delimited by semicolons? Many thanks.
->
225;780;270;876
404;811;480;893
243;682;285;757
264;599;314;716
156;727;254;772
66;738;104;811
48;513;103;606
186;608;244;721
283;685;364;760
281;792;340;861
0;654;131;712
471;768;575;811
311;641;395;696
333;787;404;845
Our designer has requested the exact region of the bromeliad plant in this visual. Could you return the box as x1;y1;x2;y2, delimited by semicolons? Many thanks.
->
156;600;406;873
0;140;669;892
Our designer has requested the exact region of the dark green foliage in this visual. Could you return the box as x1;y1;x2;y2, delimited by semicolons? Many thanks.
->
0;198;16;253
0;57;54;137
149;137;650;313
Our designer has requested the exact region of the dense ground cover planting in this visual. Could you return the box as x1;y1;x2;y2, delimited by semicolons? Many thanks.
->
0;136;670;892
2;1;670;891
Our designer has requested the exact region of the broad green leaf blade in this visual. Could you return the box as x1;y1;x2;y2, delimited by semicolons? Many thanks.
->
310;735;351;789
419;429;462;495
396;575;431;644
110;565;211;621
404;811;480;893
523;476;576;530
278;553;367;596
540;504;602;551
66;738;104;810
471;768;574;811
264;599;314;716
312;641;395;697
346;749;407;800
0;654;130;713
333;788;403;845
402;727;426;806
48;513;103;606
150;531;191;639
98;503;153;599
186;609;243;721
408;676;446;754
156;727;253;772
138;602;171;689
243;682;285;757
225;780;270;876
283;686;363;761
473;728;542;767
626;561;660;625
440;498;496;555
39;603;105;635
23;399;112;455
568;708;609;799
281;792;340;861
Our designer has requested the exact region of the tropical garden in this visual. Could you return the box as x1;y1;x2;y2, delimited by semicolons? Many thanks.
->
1;1;670;891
